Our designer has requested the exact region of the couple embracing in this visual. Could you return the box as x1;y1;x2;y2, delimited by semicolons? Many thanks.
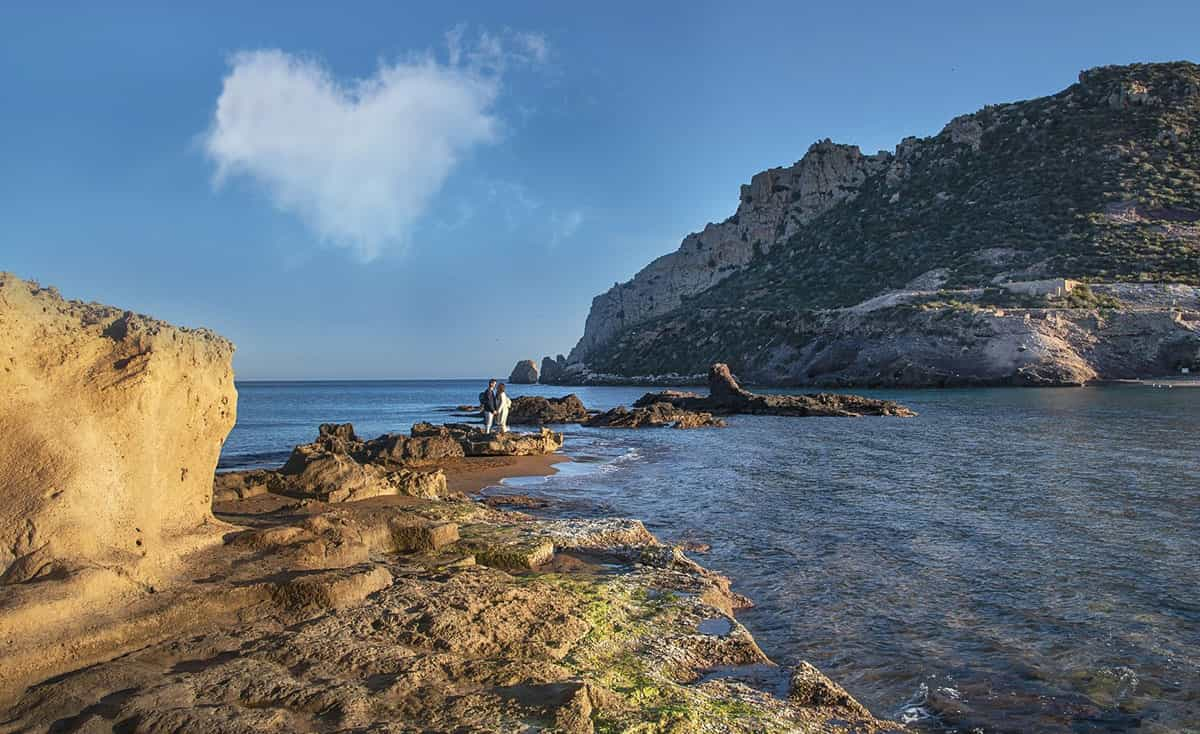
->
479;379;511;434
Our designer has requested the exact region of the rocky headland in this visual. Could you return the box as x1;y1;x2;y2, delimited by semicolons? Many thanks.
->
0;275;899;732
536;62;1200;387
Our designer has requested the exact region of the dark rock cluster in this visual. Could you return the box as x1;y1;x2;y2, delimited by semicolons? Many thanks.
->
634;364;917;417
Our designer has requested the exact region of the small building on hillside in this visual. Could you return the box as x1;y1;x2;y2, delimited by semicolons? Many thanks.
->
999;278;1079;299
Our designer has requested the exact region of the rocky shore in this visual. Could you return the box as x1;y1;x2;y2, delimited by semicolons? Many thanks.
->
0;275;899;732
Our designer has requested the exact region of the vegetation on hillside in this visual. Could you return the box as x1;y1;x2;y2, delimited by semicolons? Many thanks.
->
586;62;1200;376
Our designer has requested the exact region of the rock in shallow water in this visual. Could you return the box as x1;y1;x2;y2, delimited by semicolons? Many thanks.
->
508;393;590;424
635;363;917;417
584;402;726;429
509;359;539;384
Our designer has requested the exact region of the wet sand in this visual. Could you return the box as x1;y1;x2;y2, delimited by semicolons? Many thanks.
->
440;453;570;494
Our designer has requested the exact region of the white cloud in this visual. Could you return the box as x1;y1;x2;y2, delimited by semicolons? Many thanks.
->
549;209;584;247
204;30;547;261
513;32;550;64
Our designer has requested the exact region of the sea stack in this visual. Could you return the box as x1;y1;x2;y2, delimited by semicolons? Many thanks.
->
508;359;538;384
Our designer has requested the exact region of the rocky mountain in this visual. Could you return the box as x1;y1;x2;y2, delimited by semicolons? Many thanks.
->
553;62;1200;386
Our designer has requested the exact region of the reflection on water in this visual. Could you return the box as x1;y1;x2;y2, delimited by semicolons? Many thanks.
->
224;381;1200;732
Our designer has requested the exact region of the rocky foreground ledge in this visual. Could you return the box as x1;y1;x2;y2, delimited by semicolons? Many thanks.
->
4;491;901;732
0;276;900;732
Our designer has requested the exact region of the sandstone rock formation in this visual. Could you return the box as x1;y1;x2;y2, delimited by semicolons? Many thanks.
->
0;273;237;696
584;402;726;429
2;492;898;732
508;359;539;384
508;393;590;424
411;422;565;456
635;364;917;417
274;424;452;502
562;62;1200;386
217;419;566;506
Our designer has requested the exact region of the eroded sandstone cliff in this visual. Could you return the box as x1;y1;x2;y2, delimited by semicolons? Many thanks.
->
0;272;237;696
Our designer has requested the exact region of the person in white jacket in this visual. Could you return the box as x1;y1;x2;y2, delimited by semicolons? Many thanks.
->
496;383;512;433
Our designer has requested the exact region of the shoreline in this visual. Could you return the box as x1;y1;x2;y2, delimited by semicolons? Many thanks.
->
3;432;898;731
441;452;570;494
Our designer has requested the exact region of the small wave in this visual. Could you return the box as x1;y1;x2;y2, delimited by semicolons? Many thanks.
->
500;474;551;489
614;447;641;462
600;447;642;472
895;683;939;726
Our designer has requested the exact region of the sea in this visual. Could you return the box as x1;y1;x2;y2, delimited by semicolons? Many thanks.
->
220;380;1199;733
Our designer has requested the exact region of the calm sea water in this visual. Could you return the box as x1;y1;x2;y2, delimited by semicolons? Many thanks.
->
222;381;1200;733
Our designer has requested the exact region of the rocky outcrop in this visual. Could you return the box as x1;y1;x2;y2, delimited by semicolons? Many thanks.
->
2;490;899;731
218;419;566;506
540;354;568;383
635;364;917;417
565;62;1200;386
508;394;590;424
281;449;448;502
274;424;452;502
412;422;565;456
568;140;891;363
361;431;466;465
584;402;726;429
508;359;539;384
213;469;286;502
0;273;238;698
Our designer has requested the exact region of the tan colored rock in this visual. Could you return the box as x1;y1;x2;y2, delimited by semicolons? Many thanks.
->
411;422;565;456
0;274;236;582
788;661;874;719
390;520;460;552
213;469;286;502
362;432;465;465
509;359;539;384
462;427;564;456
392;468;449;499
280;450;390;501
0;273;237;697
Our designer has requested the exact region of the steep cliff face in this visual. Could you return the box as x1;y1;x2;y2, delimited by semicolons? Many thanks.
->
564;62;1200;385
0;273;237;691
0;274;236;586
568;141;890;361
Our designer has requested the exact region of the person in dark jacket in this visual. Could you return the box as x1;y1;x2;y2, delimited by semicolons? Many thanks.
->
479;379;500;433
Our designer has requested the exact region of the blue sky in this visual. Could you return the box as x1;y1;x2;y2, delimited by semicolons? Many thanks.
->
3;1;1197;379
